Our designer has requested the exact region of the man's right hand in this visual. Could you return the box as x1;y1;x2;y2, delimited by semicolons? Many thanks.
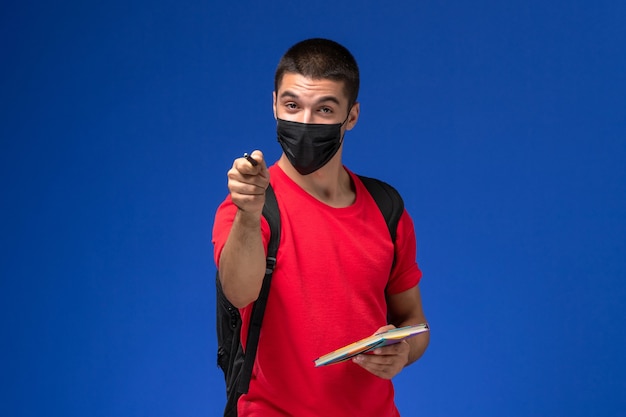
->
219;150;270;307
227;150;270;216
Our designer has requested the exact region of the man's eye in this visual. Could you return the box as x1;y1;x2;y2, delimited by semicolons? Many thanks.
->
320;107;332;113
286;103;297;109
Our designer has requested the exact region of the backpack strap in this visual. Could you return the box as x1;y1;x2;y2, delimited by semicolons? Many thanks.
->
236;184;281;394
358;175;404;243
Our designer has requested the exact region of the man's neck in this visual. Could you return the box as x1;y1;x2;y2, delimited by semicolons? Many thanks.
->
277;154;355;208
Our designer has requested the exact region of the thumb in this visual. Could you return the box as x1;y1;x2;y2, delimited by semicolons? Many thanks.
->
374;324;396;335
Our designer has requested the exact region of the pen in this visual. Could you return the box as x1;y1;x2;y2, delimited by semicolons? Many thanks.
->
243;152;258;166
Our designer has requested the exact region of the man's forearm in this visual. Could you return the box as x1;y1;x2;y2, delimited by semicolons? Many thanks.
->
219;209;267;308
406;331;430;366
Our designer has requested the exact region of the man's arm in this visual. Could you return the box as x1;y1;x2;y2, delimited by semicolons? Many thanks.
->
218;150;270;308
387;285;430;364
353;285;429;379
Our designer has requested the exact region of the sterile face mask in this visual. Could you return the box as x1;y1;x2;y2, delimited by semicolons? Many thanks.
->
276;116;348;175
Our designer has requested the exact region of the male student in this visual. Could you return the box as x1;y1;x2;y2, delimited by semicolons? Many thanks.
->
213;38;429;416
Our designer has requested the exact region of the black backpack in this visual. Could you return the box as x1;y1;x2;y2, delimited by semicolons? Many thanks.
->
215;175;404;417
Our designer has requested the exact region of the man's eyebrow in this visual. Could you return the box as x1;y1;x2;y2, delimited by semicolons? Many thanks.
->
279;91;299;100
278;91;341;106
316;95;341;106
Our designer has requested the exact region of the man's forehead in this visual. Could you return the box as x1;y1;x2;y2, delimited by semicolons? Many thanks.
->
276;73;348;101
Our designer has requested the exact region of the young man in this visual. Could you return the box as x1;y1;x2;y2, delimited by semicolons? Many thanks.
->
213;38;429;416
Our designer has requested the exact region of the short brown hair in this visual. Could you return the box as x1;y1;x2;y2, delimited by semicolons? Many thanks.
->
274;38;360;107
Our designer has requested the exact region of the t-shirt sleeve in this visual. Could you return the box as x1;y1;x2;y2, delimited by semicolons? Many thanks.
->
211;195;271;268
386;209;422;294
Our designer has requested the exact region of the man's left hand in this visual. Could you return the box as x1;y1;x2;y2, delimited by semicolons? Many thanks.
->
352;325;410;379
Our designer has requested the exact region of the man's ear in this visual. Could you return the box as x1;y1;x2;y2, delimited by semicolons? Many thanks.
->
346;102;360;131
272;91;277;119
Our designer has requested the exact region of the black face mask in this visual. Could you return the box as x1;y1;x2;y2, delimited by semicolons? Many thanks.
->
276;117;348;175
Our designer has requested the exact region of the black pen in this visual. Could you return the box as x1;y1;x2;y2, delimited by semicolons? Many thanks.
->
243;152;258;166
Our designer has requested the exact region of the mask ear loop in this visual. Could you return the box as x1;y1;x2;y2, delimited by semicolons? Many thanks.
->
338;104;355;145
341;104;355;127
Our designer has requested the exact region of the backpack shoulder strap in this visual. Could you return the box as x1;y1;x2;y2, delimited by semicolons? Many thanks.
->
357;175;404;242
237;184;280;394
261;184;281;260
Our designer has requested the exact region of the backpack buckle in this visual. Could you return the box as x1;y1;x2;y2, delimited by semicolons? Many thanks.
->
265;256;276;275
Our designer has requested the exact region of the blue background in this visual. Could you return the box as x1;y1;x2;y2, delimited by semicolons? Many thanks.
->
2;1;625;416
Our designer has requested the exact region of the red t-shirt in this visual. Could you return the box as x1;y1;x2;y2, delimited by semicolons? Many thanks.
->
213;165;422;416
